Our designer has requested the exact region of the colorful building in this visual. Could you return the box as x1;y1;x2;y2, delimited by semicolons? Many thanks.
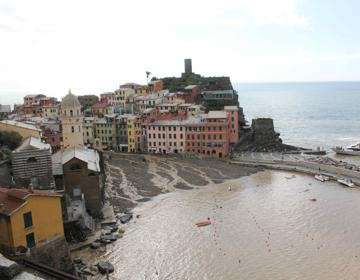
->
83;117;95;146
115;115;128;152
91;101;114;117
0;187;64;253
41;104;59;119
93;115;116;150
224;106;239;145
114;88;135;108
127;115;141;153
146;120;186;154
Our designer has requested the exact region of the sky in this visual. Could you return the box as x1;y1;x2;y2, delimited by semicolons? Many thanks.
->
1;0;360;104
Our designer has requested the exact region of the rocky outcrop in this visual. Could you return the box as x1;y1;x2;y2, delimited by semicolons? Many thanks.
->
236;118;301;152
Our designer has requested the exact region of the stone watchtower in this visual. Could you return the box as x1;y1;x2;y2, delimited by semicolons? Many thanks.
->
60;90;84;149
184;58;192;74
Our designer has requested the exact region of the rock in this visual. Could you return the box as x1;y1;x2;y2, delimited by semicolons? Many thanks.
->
119;213;133;224
73;257;84;264
90;265;98;272
0;254;21;280
82;268;96;276
110;224;119;233
97;261;114;274
90;242;101;249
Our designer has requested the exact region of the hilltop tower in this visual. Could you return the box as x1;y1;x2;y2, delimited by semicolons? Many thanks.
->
184;58;192;74
60;90;84;149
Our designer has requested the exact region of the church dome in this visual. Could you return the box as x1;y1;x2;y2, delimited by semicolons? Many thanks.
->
61;90;81;108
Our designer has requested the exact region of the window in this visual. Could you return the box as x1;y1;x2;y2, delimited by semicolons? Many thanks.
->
23;212;33;228
71;126;75;133
70;110;73;116
27;157;37;163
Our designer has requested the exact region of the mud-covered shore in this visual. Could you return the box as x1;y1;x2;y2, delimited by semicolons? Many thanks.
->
104;153;261;213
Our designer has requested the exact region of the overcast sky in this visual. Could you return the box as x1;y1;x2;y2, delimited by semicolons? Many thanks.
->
1;0;360;104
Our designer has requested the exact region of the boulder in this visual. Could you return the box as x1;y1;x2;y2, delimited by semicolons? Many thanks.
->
97;261;114;274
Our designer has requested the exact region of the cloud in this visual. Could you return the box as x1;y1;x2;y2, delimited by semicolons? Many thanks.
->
0;0;312;103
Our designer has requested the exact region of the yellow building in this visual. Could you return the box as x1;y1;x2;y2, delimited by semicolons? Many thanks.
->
42;104;60;119
127;115;140;153
0;187;64;252
0;120;42;139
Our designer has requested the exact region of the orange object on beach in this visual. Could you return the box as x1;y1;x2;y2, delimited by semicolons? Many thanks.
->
195;221;211;227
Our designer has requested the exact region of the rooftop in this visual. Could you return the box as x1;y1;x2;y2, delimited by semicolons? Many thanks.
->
0;187;61;216
184;85;198;90
0;105;11;113
14;137;51;152
52;147;100;175
61;90;81;108
224;106;239;111
0;120;42;132
206;111;228;119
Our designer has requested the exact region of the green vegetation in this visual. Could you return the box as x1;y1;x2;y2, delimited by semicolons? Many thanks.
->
158;74;233;92
0;130;23;150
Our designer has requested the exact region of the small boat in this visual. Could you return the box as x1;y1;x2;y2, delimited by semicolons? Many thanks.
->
337;178;354;187
332;146;360;156
349;143;360;151
195;220;211;227
314;174;330;182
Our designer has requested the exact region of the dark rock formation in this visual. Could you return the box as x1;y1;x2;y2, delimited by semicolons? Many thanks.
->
236;118;301;152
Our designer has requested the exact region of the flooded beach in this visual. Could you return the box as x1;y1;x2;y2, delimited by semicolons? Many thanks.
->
74;165;360;280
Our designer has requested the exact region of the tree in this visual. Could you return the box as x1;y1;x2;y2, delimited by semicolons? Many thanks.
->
0;131;23;150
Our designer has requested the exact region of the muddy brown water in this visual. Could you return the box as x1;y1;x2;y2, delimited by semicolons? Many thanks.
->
76;170;360;280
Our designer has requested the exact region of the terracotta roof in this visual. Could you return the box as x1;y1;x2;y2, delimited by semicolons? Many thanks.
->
0;187;61;216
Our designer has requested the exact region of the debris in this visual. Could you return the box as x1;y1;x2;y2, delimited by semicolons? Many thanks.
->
119;213;133;224
195;220;211;227
97;261;114;274
309;198;317;202
90;242;101;249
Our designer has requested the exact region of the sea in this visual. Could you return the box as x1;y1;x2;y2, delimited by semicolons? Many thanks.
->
236;82;360;150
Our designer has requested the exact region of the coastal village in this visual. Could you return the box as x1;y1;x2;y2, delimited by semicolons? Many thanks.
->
1;59;360;279
0;59;253;279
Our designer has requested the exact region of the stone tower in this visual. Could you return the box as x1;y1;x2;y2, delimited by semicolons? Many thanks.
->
60;90;84;149
184;58;192;74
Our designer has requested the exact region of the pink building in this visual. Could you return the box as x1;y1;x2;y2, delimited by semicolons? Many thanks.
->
23;95;36;106
146;120;186;154
185;111;230;158
145;110;232;158
224;106;239;145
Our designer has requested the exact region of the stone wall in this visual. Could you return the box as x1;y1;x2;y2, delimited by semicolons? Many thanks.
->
28;236;73;273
